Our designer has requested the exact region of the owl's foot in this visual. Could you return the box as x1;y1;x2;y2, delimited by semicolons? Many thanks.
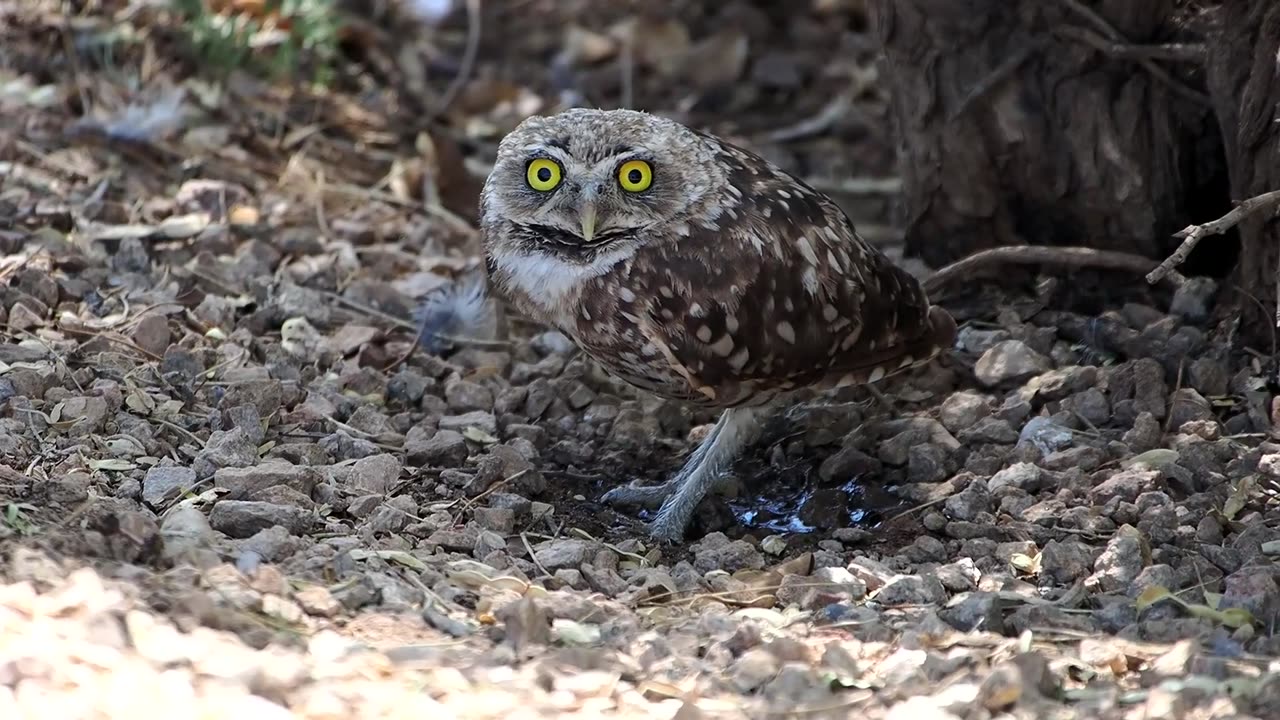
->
600;479;678;510
603;407;761;542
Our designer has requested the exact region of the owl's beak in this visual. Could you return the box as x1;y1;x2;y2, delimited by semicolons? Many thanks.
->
579;203;597;243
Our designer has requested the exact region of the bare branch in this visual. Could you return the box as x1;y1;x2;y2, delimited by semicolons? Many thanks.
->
1145;189;1280;284
925;245;1184;296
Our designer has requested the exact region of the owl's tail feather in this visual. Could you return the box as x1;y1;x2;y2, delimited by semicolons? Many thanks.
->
412;273;495;354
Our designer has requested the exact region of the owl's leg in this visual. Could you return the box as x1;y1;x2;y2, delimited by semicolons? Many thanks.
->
600;414;726;509
644;407;763;541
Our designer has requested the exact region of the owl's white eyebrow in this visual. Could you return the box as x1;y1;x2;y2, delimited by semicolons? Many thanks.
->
524;146;574;169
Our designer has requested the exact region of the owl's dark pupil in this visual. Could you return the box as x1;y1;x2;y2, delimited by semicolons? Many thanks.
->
628;169;643;184
537;167;552;182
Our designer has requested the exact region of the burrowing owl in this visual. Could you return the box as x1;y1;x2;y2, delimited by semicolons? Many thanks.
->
479;108;956;541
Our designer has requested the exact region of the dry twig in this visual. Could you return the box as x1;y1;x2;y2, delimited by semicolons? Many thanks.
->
1145;189;1280;285
924;245;1184;296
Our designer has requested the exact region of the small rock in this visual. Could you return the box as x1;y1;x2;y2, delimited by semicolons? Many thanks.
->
214;462;319;500
438;411;498;436
957;417;1019;444
907;444;950;483
59;395;109;436
444;379;494;412
496;596;552;651
989;463;1041;493
47;471;91;504
143;466;197;507
1220;565;1280;621
533;539;592;571
1188;356;1230;397
160;504;216;559
1063;388;1110;427
978;653;1056;710
238;525;305;562
817;446;881;482
939;391;992;433
730;648;780;692
1167;388;1214;429
692;535;764;573
1087;529;1148;593
811;566;869;600
581;564;629;596
940;591;1004;632
1169;276;1216;322
209;500;311;538
935;559;979;592
364;495;416;534
944;482;991;521
320;430;379;460
904;535;948;564
473;506;516;534
847;557;896;592
875;575;947;606
406;427;469;467
975;341;1051;388
1089;468;1159;504
1131;358;1168;420
1123;412;1163;452
1039;540;1097;585
1018;417;1073;456
130;314;171;356
349;453;402;495
489;492;532;516
1130;564;1178;599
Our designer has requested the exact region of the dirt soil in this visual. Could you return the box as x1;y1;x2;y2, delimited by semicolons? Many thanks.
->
2;1;1280;718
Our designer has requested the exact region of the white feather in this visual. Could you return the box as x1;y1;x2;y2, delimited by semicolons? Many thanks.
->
413;273;494;350
494;248;631;313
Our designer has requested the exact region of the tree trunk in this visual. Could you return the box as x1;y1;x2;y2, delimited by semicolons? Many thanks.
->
867;0;1280;352
865;0;1226;268
1202;2;1280;353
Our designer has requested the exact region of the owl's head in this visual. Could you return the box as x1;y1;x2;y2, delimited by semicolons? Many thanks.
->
479;108;726;255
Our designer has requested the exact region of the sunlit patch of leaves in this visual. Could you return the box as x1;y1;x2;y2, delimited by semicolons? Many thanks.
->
170;0;342;86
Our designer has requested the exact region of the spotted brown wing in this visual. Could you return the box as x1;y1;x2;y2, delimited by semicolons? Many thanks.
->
618;141;954;407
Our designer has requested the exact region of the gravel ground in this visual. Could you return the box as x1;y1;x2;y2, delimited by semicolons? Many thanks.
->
2;1;1280;718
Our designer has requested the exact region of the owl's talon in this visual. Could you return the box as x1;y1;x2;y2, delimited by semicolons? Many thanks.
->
600;481;676;510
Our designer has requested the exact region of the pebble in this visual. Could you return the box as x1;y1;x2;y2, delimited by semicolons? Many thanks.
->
939;391;991;433
1087;529;1148;593
438;411;498;436
1039;540;1098;585
1017;416;1073;456
209;500;312;538
348;453;402;495
214;461;318;500
875;575;947;606
532;539;592;571
691;535;764;573
974;340;1052;387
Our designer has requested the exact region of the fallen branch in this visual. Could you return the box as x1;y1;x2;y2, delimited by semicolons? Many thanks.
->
1145;189;1280;284
924;245;1182;296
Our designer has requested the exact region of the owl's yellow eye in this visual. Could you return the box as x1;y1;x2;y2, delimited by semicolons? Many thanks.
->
617;159;653;192
526;158;563;191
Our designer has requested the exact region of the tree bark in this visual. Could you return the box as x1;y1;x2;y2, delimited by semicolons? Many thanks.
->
1202;2;1280;352
865;0;1225;268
